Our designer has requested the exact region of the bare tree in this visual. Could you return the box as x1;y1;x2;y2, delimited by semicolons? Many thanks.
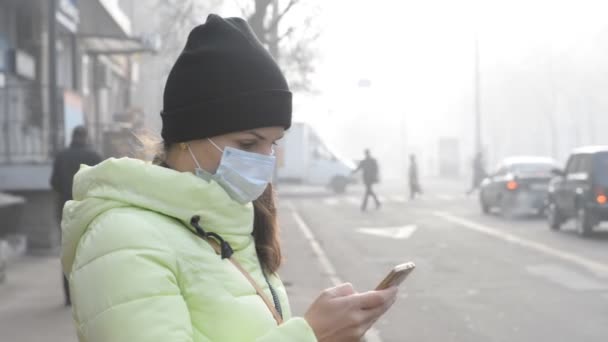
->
244;0;320;91
155;0;320;91
152;0;223;72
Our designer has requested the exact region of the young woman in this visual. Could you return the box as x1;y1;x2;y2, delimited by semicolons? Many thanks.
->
62;14;397;342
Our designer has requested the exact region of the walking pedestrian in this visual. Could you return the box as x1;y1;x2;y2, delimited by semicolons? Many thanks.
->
61;15;397;341
353;149;381;211
50;125;102;306
408;154;422;199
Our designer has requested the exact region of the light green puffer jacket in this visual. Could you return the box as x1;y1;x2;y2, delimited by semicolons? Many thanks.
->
61;157;317;342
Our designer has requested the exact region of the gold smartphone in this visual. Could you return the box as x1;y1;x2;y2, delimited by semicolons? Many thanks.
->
375;262;416;290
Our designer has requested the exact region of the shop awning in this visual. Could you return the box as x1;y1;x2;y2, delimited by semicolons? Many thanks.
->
77;0;158;55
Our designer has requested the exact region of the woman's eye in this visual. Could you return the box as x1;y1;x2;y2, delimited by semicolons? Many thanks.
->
238;142;256;150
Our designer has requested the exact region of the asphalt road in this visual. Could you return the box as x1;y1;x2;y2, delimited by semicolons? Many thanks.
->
278;179;608;342
2;178;607;342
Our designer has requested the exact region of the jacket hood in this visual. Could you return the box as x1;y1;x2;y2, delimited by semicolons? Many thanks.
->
61;157;253;275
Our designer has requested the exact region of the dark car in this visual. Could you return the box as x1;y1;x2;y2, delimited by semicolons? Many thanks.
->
480;156;559;217
546;146;608;236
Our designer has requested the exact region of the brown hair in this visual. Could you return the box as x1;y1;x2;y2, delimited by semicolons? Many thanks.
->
154;142;282;274
252;184;282;274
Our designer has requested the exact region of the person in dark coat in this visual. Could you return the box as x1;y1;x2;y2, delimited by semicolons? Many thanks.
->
353;149;381;211
408;154;422;200
50;125;102;305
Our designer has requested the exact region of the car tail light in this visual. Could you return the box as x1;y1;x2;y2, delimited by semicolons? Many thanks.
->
595;187;607;205
506;180;518;191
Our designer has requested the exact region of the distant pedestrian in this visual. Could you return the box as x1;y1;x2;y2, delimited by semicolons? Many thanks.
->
353;149;381;211
408;154;422;199
467;152;487;195
50;125;102;306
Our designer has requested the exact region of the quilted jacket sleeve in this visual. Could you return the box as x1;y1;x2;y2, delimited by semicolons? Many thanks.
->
69;210;197;342
255;317;318;341
69;209;317;342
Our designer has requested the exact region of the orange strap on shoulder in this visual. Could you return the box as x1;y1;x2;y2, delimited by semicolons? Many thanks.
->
206;238;284;325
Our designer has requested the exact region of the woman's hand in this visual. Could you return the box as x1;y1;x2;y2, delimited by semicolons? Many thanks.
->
304;283;398;342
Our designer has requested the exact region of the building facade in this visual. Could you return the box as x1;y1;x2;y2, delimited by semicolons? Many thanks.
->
0;0;148;251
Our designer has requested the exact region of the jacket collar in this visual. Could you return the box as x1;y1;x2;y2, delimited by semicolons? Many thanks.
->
70;158;255;250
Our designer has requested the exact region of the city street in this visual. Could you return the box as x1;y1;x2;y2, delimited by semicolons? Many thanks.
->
279;179;608;342
2;1;608;341
2;179;608;341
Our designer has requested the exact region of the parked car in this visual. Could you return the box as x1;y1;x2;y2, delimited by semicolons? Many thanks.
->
480;156;559;217
546;146;608;236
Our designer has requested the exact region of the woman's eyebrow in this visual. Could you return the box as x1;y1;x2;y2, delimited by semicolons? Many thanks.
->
244;131;266;140
244;131;284;141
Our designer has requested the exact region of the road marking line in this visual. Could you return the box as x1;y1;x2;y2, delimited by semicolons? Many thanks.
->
290;204;342;286
437;195;454;201
288;202;383;342
357;225;418;239
526;264;608;291
434;211;608;278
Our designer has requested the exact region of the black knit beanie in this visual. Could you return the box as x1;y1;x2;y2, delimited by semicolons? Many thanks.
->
161;14;292;143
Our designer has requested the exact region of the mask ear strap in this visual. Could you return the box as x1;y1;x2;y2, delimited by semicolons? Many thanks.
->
186;144;204;169
207;138;224;153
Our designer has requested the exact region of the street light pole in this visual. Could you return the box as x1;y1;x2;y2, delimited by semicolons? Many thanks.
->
48;0;59;155
474;34;482;155
2;74;10;163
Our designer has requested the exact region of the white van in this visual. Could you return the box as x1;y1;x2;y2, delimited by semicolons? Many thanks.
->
276;122;356;193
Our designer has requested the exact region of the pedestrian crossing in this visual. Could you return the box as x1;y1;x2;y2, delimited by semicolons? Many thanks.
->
320;194;471;206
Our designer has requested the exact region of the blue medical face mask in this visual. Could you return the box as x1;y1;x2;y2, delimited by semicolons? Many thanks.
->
187;139;276;204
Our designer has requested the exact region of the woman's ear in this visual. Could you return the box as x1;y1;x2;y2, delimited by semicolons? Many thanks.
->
186;139;224;174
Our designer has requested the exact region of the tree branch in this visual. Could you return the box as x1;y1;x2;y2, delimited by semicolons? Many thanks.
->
247;0;272;43
269;27;294;44
157;0;195;43
232;0;250;17
267;0;299;34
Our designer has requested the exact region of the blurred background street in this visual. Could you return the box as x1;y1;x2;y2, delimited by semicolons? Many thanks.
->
2;0;608;341
3;179;608;341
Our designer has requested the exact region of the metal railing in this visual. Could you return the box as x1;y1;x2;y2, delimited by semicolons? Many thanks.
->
0;83;55;164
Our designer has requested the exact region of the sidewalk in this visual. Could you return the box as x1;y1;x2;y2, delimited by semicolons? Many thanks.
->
0;255;77;342
0;204;329;341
